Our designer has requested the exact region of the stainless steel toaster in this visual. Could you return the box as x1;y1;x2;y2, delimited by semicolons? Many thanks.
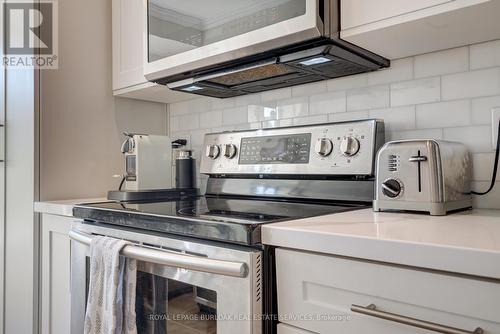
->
373;140;472;215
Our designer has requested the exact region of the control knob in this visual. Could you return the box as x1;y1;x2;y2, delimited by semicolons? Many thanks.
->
223;144;237;159
340;137;360;156
314;138;333;157
381;179;403;198
205;144;220;160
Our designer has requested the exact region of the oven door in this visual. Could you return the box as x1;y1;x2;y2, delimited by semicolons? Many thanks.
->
144;0;325;81
70;224;262;334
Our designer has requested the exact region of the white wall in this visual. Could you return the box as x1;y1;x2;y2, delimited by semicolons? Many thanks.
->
39;0;168;201
169;39;500;209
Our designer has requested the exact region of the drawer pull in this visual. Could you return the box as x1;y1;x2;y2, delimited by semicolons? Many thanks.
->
351;304;483;334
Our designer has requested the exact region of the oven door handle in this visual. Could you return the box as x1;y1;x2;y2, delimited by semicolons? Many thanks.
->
69;230;248;278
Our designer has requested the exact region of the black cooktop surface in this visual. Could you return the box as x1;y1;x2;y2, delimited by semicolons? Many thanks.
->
73;196;367;245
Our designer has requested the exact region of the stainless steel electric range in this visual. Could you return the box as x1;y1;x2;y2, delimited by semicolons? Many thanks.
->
70;119;385;334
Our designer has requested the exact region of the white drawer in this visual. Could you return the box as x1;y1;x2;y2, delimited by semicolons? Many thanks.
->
277;323;316;334
276;248;500;334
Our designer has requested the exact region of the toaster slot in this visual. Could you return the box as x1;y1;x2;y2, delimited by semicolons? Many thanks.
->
409;150;428;193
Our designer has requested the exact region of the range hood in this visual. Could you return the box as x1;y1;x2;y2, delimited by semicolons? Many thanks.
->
145;0;390;98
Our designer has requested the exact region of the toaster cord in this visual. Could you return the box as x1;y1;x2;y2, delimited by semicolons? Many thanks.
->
471;120;500;195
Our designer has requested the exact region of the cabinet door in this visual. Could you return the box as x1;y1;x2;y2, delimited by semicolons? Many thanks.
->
40;214;75;334
112;0;147;90
341;0;453;29
276;248;500;334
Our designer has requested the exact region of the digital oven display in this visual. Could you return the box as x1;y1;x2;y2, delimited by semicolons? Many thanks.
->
239;133;311;164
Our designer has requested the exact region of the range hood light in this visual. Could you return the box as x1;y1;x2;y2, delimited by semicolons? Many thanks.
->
181;85;204;92
299;57;332;66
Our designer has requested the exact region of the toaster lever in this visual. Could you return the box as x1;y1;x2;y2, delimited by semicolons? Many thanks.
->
409;156;427;162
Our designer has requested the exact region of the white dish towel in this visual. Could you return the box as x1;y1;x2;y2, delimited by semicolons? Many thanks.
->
84;236;138;334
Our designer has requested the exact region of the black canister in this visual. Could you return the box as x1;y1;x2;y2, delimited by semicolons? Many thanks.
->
175;150;196;189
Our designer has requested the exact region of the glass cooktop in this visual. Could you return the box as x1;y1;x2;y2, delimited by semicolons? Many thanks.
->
73;196;367;245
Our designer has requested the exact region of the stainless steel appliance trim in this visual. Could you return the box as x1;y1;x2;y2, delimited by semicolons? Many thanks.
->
144;0;323;80
351;304;483;334
200;119;383;176
69;230;248;278
206;178;375;203
70;222;262;334
167;58;278;89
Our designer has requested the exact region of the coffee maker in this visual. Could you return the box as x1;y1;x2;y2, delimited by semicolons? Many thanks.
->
107;134;198;202
120;133;172;191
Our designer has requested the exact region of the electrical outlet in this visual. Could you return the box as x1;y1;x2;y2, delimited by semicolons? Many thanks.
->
493;108;500;150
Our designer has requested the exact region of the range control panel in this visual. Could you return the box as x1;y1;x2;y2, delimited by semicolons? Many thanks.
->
239;133;311;164
200;119;385;176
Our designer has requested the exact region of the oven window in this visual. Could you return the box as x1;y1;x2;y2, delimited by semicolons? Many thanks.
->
85;258;217;333
148;0;307;62
136;272;217;333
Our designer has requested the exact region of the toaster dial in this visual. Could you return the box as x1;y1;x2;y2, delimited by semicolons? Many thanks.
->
382;179;403;198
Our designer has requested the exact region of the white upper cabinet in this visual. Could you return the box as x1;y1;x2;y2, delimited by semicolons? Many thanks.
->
111;0;193;103
341;0;500;59
112;0;146;90
341;0;453;29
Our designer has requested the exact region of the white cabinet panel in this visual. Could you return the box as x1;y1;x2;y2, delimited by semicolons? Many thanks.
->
341;0;453;29
341;0;500;59
276;249;500;334
112;0;147;90
111;0;193;103
40;214;76;334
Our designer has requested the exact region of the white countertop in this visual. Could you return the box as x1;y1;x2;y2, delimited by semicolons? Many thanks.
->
34;198;106;217
262;208;500;279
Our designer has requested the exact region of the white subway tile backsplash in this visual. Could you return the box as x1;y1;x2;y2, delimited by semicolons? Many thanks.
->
327;73;368;91
199;110;222;129
391;77;441;106
292;81;327;97
171;114;199;131
261;87;292;102
247;104;278;122
189;129;206;148
471;181;500;209
471;95;500;125
388;128;443;141
210;97;236;110
276;97;309;119
309;91;346;115
367;58;414;85
276;119;294;128
261;120;292;129
369;106;416;131
443;125;492;153
234;93;261;107
329;110;369;122
472;153;499;181
442;68;500;100
347;85;390;111
168;38;500;209
262;120;280;128
293;115;328;126
169;101;189;117
222;106;248;126
416;100;471;128
188;98;210;114
414;46;469;78
470;39;500;70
